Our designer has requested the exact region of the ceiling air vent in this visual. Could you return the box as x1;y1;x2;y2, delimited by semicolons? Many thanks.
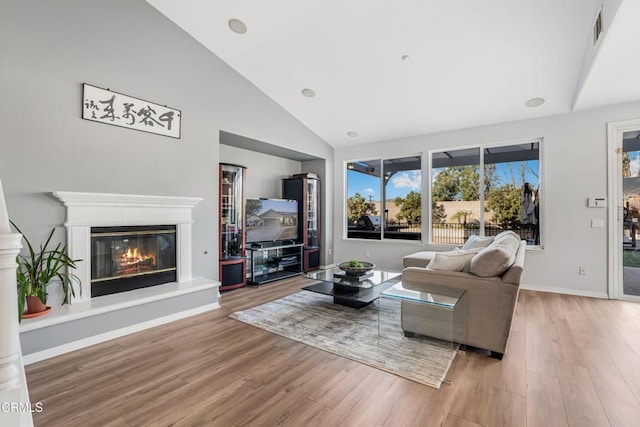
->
593;8;603;45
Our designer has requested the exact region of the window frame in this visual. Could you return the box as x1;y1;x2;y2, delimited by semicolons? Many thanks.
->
428;137;543;248
344;153;424;242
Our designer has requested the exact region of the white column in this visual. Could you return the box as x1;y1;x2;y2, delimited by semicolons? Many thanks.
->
0;179;22;390
177;223;193;282
0;178;33;426
66;225;91;301
0;234;22;390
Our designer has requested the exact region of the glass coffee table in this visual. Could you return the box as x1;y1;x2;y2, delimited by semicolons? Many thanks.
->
303;268;466;385
303;268;401;308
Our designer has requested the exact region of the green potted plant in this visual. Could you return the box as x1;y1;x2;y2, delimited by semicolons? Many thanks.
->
11;221;82;321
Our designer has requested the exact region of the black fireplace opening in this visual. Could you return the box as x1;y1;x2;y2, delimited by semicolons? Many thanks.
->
91;225;177;298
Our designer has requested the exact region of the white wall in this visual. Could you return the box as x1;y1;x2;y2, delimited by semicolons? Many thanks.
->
334;100;640;298
574;0;625;106
0;0;332;305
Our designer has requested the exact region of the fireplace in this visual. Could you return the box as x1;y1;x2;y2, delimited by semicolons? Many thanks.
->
27;192;219;366
53;191;203;303
91;225;177;297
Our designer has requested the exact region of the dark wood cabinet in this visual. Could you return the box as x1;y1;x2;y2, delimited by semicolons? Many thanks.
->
219;163;246;290
282;173;321;272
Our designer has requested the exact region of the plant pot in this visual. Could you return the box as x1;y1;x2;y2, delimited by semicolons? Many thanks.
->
25;295;48;314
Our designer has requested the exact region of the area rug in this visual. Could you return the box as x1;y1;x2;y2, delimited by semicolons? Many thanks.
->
229;291;459;389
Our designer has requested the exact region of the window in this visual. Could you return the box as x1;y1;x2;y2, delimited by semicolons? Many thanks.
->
431;141;540;246
346;155;422;241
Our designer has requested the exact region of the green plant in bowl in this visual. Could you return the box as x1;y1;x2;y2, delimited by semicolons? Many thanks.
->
339;260;375;276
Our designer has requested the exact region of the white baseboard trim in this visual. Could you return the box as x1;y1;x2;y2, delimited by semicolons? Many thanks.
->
519;283;608;299
23;303;219;365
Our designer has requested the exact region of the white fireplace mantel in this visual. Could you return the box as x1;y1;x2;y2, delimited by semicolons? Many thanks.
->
52;191;203;301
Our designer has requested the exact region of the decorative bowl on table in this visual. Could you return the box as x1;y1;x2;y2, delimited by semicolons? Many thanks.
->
337;260;376;276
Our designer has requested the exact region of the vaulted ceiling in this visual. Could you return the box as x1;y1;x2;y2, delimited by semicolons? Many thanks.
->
147;0;640;147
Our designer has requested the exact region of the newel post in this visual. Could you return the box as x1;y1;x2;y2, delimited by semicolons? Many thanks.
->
0;178;22;390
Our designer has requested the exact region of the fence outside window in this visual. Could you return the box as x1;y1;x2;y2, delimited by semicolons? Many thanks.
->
380;221;536;245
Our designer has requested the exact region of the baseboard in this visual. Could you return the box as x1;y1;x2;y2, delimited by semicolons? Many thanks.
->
23;303;219;365
519;283;608;299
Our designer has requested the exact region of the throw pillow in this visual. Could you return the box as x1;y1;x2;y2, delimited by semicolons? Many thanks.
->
462;235;494;251
427;249;478;272
469;233;521;277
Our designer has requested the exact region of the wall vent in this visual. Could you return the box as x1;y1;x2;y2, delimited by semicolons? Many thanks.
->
593;8;603;45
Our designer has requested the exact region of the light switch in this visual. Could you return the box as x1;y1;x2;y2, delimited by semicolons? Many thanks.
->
591;219;604;228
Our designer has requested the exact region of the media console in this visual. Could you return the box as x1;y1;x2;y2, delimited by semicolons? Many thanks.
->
246;241;304;285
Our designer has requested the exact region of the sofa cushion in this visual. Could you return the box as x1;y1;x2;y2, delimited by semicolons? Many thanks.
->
493;230;521;242
462;235;494;251
457;248;483;272
469;233;521;277
403;251;437;268
427;248;479;272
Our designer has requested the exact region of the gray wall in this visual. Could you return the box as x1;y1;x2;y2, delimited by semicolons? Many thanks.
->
302;159;333;266
333;100;640;298
20;287;217;356
219;145;301;199
0;0;332;303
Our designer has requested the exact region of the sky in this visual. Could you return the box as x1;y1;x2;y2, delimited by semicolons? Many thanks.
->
347;160;539;201
629;151;640;177
490;160;539;189
347;169;421;201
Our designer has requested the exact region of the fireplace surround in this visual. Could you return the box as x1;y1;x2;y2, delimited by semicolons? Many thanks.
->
52;191;202;302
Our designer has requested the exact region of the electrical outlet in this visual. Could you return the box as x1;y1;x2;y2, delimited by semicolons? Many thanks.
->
328;248;332;255
579;266;587;276
365;250;370;257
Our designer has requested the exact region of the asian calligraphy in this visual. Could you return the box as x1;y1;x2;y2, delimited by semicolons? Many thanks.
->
82;84;181;139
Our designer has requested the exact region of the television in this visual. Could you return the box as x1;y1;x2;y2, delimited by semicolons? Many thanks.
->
246;198;299;243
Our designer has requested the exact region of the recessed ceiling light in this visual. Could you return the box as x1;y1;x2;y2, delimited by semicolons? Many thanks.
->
301;88;316;98
347;131;359;138
525;97;545;108
401;54;410;61
228;18;247;34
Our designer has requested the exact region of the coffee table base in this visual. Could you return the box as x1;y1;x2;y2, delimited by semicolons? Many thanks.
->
302;278;400;308
332;295;370;308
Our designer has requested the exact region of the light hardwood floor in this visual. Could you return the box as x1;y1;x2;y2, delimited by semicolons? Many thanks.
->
26;277;640;426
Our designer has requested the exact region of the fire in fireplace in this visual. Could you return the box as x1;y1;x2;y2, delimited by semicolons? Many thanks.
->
90;225;177;297
116;246;156;275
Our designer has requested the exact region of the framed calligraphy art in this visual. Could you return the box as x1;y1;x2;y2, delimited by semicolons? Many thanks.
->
82;83;181;139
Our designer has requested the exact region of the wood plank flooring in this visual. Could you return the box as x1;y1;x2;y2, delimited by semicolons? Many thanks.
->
25;277;640;426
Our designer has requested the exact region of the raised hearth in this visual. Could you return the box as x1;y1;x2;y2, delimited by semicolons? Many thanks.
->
19;192;218;365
